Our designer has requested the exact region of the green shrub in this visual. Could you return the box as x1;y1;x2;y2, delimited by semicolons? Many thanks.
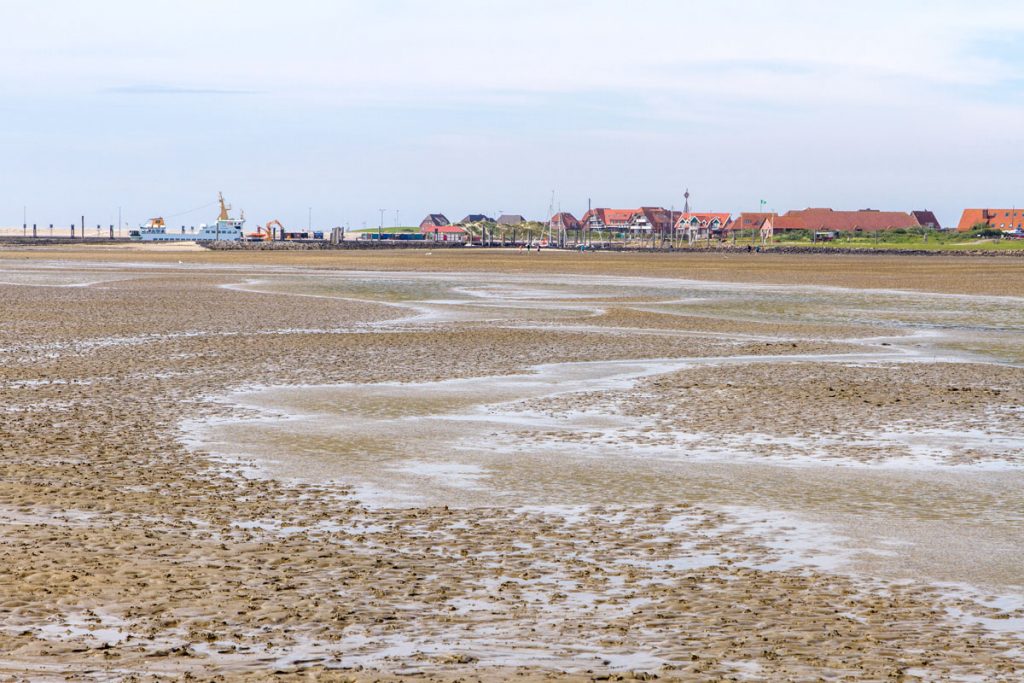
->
971;228;1003;238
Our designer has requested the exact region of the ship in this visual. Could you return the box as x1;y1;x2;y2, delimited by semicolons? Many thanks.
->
129;193;245;242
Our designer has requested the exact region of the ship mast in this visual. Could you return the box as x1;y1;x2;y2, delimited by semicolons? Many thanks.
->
218;192;231;221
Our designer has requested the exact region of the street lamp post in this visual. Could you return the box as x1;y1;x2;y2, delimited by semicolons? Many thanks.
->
759;199;767;246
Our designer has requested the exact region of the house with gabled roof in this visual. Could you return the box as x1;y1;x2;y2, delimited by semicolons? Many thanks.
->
497;214;527;226
458;214;495;225
675;212;732;238
579;208;636;233
732;212;778;232
419;214;450;230
911;210;941;230
549;212;580;232
629;207;681;233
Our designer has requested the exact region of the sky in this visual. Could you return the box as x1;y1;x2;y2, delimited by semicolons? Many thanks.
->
2;0;1024;230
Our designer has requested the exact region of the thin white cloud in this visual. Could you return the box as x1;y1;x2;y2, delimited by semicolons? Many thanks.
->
2;0;1023;226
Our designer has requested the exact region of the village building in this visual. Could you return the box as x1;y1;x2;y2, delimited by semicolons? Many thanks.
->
667;191;732;239
418;214;450;230
733;212;778;232
776;208;923;232
628;207;680;233
421;224;468;242
549;212;580;232
579;208;636;233
733;212;805;233
957;208;1024;232
578;203;735;238
675;212;732;238
458;214;495;225
911;210;942;230
497;214;527;226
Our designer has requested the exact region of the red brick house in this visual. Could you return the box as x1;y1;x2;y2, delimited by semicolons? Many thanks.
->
419;214;450;230
733;212;778;232
911;210;941;230
549;212;580;231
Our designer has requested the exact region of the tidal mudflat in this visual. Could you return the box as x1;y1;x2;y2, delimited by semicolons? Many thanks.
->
0;250;1021;680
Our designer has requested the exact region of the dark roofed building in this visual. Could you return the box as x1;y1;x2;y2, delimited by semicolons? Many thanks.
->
497;214;527;226
910;210;941;230
458;214;495;225
419;214;450;229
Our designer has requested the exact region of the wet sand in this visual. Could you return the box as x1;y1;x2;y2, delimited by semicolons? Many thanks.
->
0;250;1022;680
4;242;1023;295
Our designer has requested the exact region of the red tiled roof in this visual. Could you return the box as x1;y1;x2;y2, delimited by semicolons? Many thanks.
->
580;208;638;227
733;212;776;224
732;212;779;229
957;208;1024;232
633;207;680;231
773;215;806;230
675;212;731;228
420;224;467;234
550;212;580;229
781;208;920;232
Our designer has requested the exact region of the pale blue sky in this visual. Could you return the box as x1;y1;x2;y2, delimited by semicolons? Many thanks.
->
2;0;1023;229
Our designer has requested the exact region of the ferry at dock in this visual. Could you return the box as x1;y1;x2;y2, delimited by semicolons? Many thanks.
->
129;193;244;242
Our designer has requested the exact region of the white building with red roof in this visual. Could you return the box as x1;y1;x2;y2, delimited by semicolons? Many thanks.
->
421;223;468;242
675;212;732;237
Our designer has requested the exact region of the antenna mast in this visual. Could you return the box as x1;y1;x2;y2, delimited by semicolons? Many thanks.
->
547;190;556;245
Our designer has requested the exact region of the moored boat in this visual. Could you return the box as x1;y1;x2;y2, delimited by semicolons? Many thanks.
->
129;193;244;242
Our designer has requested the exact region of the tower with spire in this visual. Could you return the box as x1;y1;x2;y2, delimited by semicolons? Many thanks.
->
683;188;690;214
